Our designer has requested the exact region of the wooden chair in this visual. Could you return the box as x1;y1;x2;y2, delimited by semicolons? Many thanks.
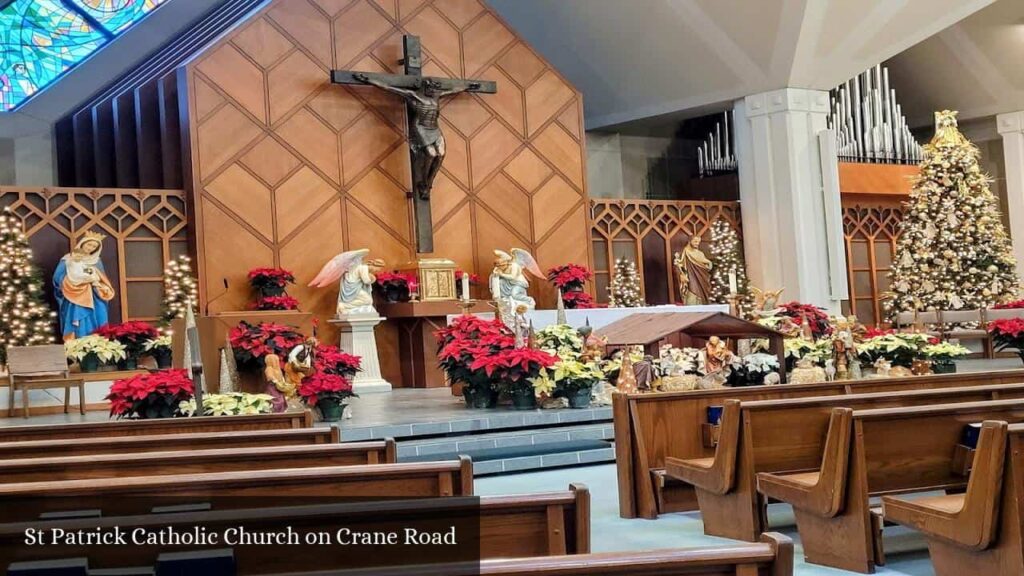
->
941;309;991;358
6;345;84;419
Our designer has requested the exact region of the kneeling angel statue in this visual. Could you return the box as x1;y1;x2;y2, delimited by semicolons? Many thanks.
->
309;248;385;317
490;248;542;327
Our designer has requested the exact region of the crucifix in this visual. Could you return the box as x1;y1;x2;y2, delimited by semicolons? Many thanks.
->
332;35;497;253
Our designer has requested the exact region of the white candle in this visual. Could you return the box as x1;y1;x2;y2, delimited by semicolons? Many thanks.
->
461;273;470;302
728;271;738;295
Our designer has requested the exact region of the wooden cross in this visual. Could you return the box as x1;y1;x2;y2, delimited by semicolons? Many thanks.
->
332;35;497;254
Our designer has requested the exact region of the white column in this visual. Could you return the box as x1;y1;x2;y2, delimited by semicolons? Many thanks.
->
734;88;843;313
330;314;392;393
997;111;1024;279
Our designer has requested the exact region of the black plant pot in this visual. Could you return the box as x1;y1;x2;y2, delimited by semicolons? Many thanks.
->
118;356;139;371
567;386;592;409
153;349;173;369
932;362;957;374
463;386;499;409
509;387;537;410
383;284;411;303
259;285;286;298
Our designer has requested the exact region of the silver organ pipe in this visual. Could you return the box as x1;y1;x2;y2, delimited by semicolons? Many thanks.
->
828;64;923;164
697;110;738;177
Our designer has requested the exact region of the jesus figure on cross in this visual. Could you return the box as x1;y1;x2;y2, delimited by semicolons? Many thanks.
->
352;72;479;201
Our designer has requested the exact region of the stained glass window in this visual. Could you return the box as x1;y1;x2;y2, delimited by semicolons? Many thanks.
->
0;0;167;111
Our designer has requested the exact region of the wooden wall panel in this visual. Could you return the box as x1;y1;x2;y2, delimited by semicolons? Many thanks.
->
183;0;592;343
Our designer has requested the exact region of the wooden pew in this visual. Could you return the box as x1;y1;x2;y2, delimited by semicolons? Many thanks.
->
0;485;590;573
0;410;314;442
614;368;1024;519
666;383;1024;541
0;457;473;522
0;441;396;482
0;427;339;460
321;533;793;576
757;400;1024;573
882;421;1019;575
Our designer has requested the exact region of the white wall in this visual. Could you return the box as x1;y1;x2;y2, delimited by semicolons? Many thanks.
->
585;131;676;199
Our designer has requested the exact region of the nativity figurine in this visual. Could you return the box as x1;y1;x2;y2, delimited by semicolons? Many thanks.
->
54;231;116;340
490;248;541;328
750;286;785;317
309;248;385;317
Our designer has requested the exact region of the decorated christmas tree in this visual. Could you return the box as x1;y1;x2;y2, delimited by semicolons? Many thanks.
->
889;110;1020;314
708;219;754;316
0;208;55;363
608;258;644;307
161;255;198;325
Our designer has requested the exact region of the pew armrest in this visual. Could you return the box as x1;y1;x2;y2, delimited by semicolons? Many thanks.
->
882;420;1007;551
756;407;852;518
665;400;742;496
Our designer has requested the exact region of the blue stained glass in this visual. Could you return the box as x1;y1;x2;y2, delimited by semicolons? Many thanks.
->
0;0;167;111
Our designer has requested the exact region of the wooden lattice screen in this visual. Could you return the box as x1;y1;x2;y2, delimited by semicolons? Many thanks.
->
841;200;904;326
589;199;742;305
0;187;189;323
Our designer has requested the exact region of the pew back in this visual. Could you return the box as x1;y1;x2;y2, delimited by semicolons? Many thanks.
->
0;485;590;573
0;441;396;483
0;411;314;442
0;458;474;522
0;427;339;460
615;368;1024;518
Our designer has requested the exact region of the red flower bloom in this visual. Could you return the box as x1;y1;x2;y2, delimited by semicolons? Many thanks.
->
95;321;160;356
247;267;295;287
314;344;362;377
547;264;592;289
105;369;194;419
229;321;305;369
298;373;355;406
455;270;481;284
251;295;301;311
863;327;895;339
778;302;833;339
562;291;598;309
994;300;1024;310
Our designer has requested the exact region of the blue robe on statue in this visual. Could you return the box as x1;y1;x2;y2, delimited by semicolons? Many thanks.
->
53;257;113;339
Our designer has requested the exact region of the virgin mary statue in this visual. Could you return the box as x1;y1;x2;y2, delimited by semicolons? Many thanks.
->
53;231;116;339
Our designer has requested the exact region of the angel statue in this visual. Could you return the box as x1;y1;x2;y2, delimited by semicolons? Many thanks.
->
490;248;542;327
309;249;385;317
750;286;785;317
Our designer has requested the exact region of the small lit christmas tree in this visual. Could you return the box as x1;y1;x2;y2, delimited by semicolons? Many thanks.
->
161;255;198;326
708;220;754;316
0;208;56;363
889;110;1020;314
608;258;644;307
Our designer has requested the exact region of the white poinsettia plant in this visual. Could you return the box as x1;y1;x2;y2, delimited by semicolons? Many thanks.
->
858;332;934;366
742;353;781;375
144;334;172;352
179;392;275;416
65;335;127;363
530;357;604;398
535;324;584;359
657;345;703;377
921;341;970;363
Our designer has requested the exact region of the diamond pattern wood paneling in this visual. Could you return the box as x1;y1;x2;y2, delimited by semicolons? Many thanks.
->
185;0;591;355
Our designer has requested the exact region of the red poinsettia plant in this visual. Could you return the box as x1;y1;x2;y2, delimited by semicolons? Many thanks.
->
562;290;599;309
470;347;558;385
989;318;1024;362
229;321;305;370
298;373;355;406
95;321;160;357
547;264;592;291
778;301;833;339
375;271;419;291
437;316;516;388
994;300;1024;309
315;343;361;378
106;369;194;419
251;295;301;311
247;267;295;290
862;327;895;339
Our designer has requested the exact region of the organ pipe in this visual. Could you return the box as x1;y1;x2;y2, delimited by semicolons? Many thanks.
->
697;110;737;177
828;64;922;165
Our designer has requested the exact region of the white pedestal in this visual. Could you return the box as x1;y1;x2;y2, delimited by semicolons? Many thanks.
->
330;314;392;394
